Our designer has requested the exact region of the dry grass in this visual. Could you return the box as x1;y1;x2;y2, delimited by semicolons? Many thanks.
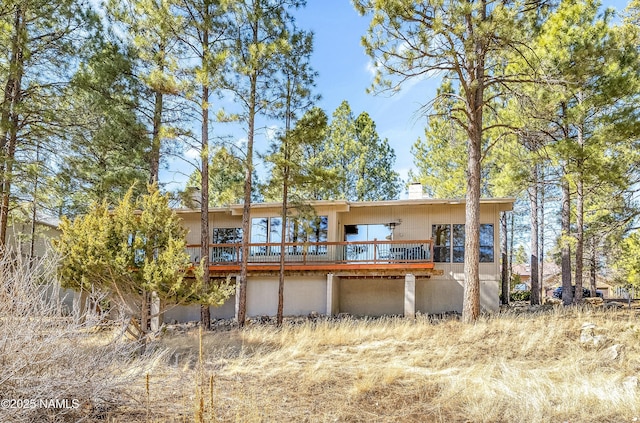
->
0;253;166;423
2;252;638;422
132;308;640;423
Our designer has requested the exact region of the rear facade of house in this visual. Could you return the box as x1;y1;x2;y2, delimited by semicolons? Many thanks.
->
164;196;513;323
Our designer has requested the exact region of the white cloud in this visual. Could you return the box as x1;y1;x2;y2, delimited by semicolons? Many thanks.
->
365;60;379;78
235;137;248;149
184;148;199;159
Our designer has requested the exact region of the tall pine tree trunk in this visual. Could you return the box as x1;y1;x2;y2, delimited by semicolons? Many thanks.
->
461;18;485;322
200;24;211;330
461;1;487;323
150;89;163;184
29;142;40;260
238;93;255;327
277;177;288;326
574;118;585;301
509;211;514;286
560;103;572;306
237;9;261;327
0;4;25;249
589;237;597;297
529;164;540;305
539;169;545;299
277;93;293;326
462;92;483;322
561;175;573;305
500;212;509;305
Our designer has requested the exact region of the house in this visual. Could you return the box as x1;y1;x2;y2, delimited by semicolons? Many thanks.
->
4;210;60;260
164;191;514;322
511;263;531;290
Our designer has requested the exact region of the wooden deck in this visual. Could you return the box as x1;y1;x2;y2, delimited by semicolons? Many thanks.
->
186;240;436;276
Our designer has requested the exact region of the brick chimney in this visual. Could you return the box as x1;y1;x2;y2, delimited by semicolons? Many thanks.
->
408;182;424;200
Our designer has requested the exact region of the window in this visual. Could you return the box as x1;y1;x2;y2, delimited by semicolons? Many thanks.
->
452;224;467;263
431;223;494;263
250;217;283;254
479;224;494;262
250;216;328;255
432;224;450;263
344;224;392;261
344;224;391;242
212;228;242;244
285;216;328;254
251;218;269;244
212;228;242;262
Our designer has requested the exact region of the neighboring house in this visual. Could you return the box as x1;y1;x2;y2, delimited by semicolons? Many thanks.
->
5;211;60;260
165;188;514;322
4;211;78;313
512;264;531;289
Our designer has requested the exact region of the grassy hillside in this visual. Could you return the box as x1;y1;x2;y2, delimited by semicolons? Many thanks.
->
2;252;638;422
137;308;640;423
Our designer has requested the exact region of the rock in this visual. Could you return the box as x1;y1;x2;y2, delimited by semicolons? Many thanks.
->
623;376;638;392
580;322;607;347
606;301;625;309
601;344;621;361
308;311;320;320
544;297;562;306
583;297;604;306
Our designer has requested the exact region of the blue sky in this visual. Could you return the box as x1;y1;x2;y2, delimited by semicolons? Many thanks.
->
294;1;438;188
165;0;632;195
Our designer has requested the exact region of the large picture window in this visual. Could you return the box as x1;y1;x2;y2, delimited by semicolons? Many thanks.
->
212;228;242;244
211;228;242;262
432;223;494;263
250;216;328;255
287;216;328;244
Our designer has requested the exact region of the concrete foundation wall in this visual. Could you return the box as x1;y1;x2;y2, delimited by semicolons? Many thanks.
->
163;294;236;323
416;277;500;314
246;277;326;317
416;278;464;314
479;280;500;312
339;278;404;316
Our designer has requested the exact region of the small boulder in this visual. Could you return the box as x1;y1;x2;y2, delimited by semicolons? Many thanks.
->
580;322;607;347
601;344;622;361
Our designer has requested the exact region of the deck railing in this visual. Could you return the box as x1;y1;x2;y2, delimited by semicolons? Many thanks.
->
186;239;433;266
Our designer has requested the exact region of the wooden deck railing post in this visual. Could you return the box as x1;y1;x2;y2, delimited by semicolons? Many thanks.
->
373;239;377;263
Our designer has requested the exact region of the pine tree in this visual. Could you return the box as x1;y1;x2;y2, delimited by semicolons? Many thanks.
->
55;43;149;216
106;0;185;184
319;100;401;201
224;0;304;327
176;0;229;330
0;0;100;249
355;0;541;321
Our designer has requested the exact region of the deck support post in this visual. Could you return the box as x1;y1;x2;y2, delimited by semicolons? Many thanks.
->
404;274;416;319
150;291;160;331
326;273;340;316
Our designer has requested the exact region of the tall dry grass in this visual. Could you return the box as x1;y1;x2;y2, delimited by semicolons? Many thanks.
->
151;308;640;423
0;252;166;423
2;252;639;422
